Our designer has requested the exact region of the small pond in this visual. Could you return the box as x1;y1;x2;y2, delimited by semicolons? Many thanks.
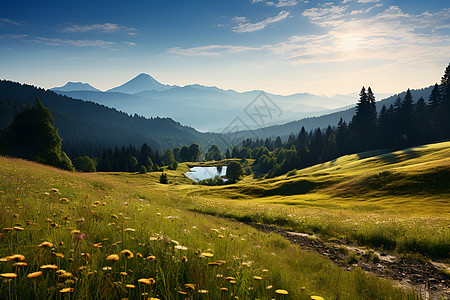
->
185;166;227;182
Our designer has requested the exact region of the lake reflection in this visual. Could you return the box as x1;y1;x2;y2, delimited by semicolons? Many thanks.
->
185;166;227;182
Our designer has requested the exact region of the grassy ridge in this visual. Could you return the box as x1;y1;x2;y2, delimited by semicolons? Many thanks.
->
156;142;450;259
0;157;417;299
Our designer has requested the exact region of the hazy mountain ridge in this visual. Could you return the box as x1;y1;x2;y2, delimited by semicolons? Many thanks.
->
52;82;100;92
52;73;358;131
238;85;435;140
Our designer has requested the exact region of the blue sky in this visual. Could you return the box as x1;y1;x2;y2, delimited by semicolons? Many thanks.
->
1;0;449;96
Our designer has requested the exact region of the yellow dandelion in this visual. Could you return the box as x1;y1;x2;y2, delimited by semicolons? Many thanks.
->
9;254;25;261
225;277;236;281
136;253;142;258
181;256;188;262
59;198;69;202
53;252;64;258
185;283;196;291
13;262;28;267
13;226;24;231
253;276;263;280
229;280;237;284
311;297;324;300
266;285;273;290
27;271;42;278
120;250;133;258
0;273;17;278
110;214;119;219
177;291;187;295
120;272;128;276
105;254;119;261
81;253;91;260
149;298;160;300
38;241;53;248
2;228;13;231
126;284;135;289
220;287;228;292
60;288;74;293
124;228;135;232
275;289;289;295
71;230;81;235
93;242;103;248
40;264;58;270
59;272;73;278
208;262;221;266
146;255;156;261
200;252;213;258
198;289;208;294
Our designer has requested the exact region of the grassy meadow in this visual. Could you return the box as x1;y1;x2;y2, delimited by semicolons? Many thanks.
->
0;141;449;299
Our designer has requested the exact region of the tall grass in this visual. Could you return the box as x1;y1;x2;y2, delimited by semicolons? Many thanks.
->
0;157;418;299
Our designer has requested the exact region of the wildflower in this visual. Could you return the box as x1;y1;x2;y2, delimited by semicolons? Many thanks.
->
311;297;324;300
198;289;208;294
208;262;221;266
0;273;17;278
146;255;156;261
275;289;289;295
225;277;236;281
266;285;273;290
181;256;188;262
59;272;73;278
71;230;81;235
229;280;237;284
106;254;119;261
138;278;155;285
59;198;69;202
126;284;135;289
120;272;127;276
40;264;58;270
253;276;263;280
200;252;213;258
220;287;228;292
178;291;187;295
38;241;53;248
60;288;74;293
73;233;86;242
27;271;42;278
110;214;119;219
81;253;91;260
185;283;196;291
25;220;33;225
9;254;25;261
174;245;188;250
13;226;24;231
102;266;112;271
53;252;64;258
51;188;59;193
2;228;13;231
120;250;133;258
124;228;135;232
93;242;103;248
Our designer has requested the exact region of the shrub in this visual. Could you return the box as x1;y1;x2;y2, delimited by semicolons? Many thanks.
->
160;172;168;184
139;165;147;174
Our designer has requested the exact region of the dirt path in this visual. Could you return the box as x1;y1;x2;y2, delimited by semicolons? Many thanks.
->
249;223;449;300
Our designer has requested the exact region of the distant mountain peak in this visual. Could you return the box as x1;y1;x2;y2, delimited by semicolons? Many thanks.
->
51;82;100;92
107;73;170;94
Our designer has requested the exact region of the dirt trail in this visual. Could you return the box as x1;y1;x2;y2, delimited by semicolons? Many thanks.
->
249;223;449;300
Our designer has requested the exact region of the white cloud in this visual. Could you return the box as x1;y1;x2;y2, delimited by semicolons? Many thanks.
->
253;0;299;7
168;45;258;56
62;23;137;35
0;18;21;26
0;34;121;48
232;11;290;33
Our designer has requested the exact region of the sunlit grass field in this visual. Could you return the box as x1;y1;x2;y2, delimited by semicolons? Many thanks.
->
0;155;422;299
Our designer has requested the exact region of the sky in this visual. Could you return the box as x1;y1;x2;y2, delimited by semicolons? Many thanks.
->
0;0;449;96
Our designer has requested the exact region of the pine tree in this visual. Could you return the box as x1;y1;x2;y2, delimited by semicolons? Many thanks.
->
0;97;73;170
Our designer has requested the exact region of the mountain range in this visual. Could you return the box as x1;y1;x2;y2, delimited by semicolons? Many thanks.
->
51;73;362;132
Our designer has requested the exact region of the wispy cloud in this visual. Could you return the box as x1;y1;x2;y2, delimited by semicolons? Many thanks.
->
0;33;122;48
169;3;450;69
252;0;299;7
168;45;258;56
233;11;290;33
62;23;137;35
0;18;21;26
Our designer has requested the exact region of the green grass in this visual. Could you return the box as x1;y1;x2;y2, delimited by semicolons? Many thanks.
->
150;142;450;260
0;156;419;299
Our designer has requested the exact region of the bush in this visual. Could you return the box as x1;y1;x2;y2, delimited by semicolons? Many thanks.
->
159;172;168;184
168;161;178;170
139;165;147;174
